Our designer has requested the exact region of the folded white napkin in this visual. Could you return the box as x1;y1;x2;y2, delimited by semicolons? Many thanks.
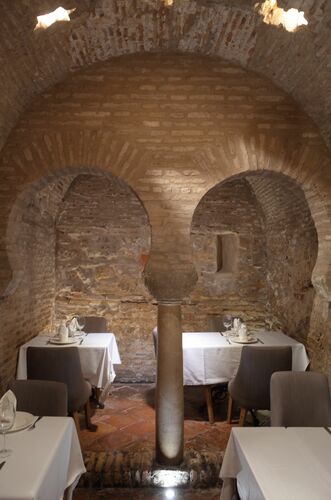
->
0;390;16;411
68;317;78;335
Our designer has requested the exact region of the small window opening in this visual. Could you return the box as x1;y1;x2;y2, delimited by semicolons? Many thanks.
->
256;1;308;32
34;7;75;31
216;233;239;274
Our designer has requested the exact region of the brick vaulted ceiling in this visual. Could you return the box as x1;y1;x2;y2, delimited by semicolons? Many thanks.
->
0;0;331;154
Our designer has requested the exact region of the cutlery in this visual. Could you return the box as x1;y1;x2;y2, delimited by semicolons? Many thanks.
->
0;461;5;470
324;427;331;436
257;338;264;344
29;416;43;430
79;337;84;345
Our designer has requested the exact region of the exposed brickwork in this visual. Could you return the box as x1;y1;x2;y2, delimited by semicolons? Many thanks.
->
188;177;268;330
0;53;330;387
55;173;154;382
247;173;318;341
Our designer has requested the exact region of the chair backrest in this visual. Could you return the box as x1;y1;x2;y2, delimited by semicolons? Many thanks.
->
26;346;90;413
84;316;107;333
152;327;158;356
270;371;331;427
8;379;68;416
229;346;292;410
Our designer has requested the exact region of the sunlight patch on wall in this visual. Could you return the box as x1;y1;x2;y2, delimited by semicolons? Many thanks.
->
256;0;308;32
34;6;75;31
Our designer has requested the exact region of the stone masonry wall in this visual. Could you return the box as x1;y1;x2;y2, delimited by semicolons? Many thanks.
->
248;173;318;344
55;174;269;381
187;177;268;331
0;177;73;389
55;174;154;382
0;53;329;385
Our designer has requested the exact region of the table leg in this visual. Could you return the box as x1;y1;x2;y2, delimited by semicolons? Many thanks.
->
204;386;215;424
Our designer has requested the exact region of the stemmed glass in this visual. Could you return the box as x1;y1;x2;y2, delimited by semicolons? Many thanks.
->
76;317;86;335
0;400;15;458
223;315;233;336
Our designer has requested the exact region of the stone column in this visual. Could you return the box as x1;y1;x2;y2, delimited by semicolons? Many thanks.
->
155;302;184;466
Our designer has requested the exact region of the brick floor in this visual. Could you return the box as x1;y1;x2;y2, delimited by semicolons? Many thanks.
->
73;383;232;499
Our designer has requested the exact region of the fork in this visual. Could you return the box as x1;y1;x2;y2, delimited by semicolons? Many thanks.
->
29;416;43;430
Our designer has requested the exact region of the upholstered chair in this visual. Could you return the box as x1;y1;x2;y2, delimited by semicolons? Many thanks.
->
84;316;107;333
8;379;68;416
26;346;94;434
227;346;292;426
270;371;331;427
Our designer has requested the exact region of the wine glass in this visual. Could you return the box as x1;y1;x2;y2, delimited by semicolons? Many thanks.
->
223;315;233;336
0;400;15;458
76;316;86;335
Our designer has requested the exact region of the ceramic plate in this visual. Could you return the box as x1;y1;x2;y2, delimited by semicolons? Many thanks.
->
8;411;35;432
49;338;79;345
230;337;258;344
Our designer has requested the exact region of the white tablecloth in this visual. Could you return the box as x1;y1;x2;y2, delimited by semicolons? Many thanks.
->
16;333;121;389
0;416;85;500
183;331;309;386
220;427;331;500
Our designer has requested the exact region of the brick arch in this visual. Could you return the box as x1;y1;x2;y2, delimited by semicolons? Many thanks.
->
191;139;331;301
1;53;331;300
3;165;151;299
1;0;331;155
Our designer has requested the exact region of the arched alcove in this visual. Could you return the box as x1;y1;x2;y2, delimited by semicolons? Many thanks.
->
0;168;153;386
54;173;154;382
189;170;318;344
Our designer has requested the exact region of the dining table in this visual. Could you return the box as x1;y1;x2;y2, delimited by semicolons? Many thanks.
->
16;332;121;401
182;330;309;386
0;416;85;500
220;426;331;500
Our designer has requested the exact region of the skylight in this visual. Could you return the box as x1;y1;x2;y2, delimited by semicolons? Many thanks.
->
256;0;308;32
34;6;75;31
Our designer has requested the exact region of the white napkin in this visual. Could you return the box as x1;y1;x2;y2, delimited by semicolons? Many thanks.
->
0;390;16;411
68;317;78;335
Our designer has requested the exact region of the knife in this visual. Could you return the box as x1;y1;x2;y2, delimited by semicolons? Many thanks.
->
0;461;5;470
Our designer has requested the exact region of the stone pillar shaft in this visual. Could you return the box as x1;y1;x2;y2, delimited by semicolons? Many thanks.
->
155;302;184;465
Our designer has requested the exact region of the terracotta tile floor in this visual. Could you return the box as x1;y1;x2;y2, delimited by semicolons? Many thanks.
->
74;383;232;499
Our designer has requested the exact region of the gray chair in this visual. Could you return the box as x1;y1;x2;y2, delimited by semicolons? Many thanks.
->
227;346;292;426
8;379;67;416
84;316;107;333
270;371;331;427
26;346;94;434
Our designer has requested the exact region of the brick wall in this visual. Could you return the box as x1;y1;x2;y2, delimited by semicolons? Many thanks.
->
248;173;318;343
0;54;330;386
0;176;73;389
55;173;154;382
187;177;268;331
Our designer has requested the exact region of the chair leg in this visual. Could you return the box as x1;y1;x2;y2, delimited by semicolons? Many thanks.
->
95;387;105;409
238;408;247;426
227;395;233;424
204;386;215;424
85;399;98;432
